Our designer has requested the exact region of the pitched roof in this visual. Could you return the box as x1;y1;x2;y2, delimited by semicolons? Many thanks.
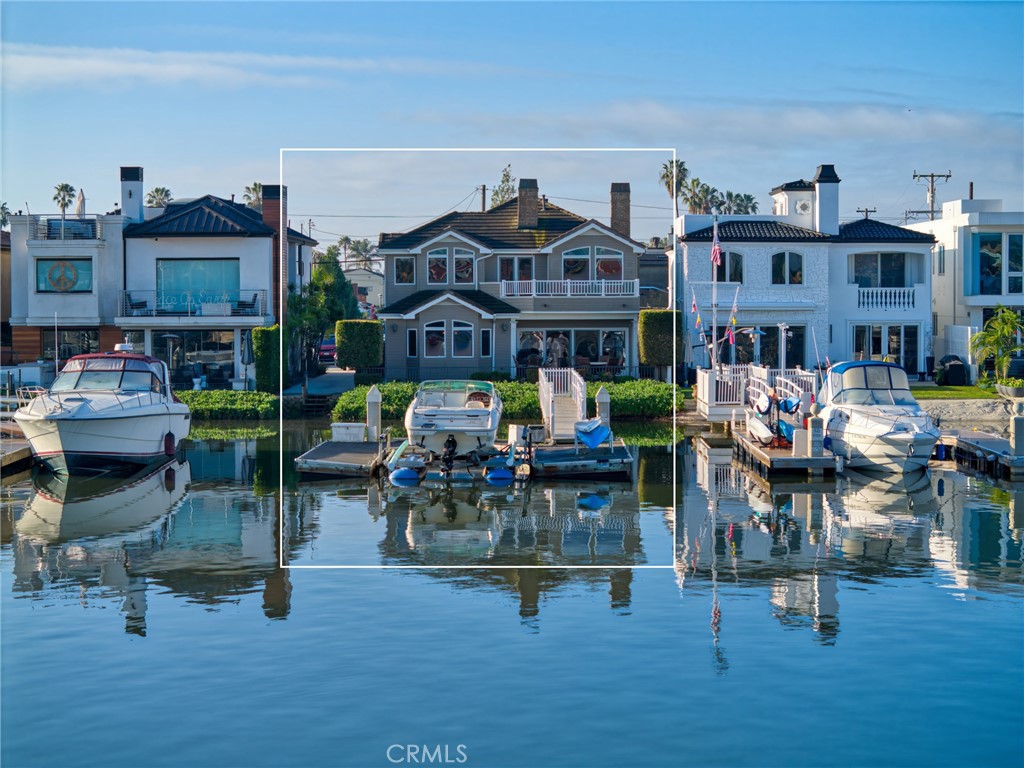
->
836;218;935;243
379;197;590;250
287;226;317;245
377;289;519;316
124;195;275;238
770;179;815;194
681;220;831;242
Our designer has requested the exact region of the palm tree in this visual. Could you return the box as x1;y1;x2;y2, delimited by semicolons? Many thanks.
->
145;187;173;207
0;201;10;230
741;193;759;214
243;182;262;210
970;306;1024;380
338;235;352;265
720;191;740;215
659;159;688;213
53;182;76;239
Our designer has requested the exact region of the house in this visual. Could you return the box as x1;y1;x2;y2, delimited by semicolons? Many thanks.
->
341;265;385;315
906;198;1024;362
1;230;11;361
376;179;645;381
680;164;935;374
6;167;314;389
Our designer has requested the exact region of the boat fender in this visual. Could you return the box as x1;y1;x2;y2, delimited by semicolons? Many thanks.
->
822;435;832;451
390;467;422;487
935;444;946;461
753;393;772;415
485;467;515;487
164;467;176;492
937;478;945;497
164;432;176;456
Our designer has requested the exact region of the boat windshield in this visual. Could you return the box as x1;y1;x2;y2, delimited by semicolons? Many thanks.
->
828;365;918;406
418;380;494;394
50;357;165;393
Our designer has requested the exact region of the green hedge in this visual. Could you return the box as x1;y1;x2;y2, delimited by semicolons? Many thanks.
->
638;310;683;365
335;320;383;369
330;380;678;421
252;325;280;394
176;390;279;420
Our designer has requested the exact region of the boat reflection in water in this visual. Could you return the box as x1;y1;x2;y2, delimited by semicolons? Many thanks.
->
375;482;644;566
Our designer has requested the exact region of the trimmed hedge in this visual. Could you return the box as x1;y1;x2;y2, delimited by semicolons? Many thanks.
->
176;390;279;420
252;325;280;394
638;310;684;366
330;380;678;421
335;320;383;369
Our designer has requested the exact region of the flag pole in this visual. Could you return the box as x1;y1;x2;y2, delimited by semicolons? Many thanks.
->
711;214;719;369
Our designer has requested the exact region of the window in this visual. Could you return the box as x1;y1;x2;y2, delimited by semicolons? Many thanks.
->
481;328;492;358
452;320;473;357
771;252;803;285
1009;235;1023;294
978;234;1003;295
424;320;445;357
595;247;623;280
35;259;93;293
851;253;906;288
427;249;448;284
453;248;474;284
937;245;946;276
715;251;743;283
156;258;239;308
563;247;590;280
499;256;533;282
407;328;417;358
42;328;99;360
394;256;415;285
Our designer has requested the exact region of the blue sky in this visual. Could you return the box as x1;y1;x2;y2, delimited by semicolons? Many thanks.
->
2;1;1022;244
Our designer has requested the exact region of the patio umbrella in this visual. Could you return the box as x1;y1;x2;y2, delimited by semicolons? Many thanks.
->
240;330;254;391
75;189;85;216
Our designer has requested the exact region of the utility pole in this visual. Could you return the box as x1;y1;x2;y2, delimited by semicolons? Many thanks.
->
856;207;876;219
911;170;952;221
479;185;487;211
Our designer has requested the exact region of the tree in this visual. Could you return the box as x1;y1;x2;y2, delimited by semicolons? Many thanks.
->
490;164;517;208
349;238;374;268
0;201;9;230
243;182;262;210
740;193;759;214
659;159;688;214
286;258;358;376
338;235;352;265
970;305;1024;380
146;187;173;207
53;182;76;239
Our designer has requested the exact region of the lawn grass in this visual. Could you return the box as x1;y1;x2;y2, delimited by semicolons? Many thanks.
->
908;384;1000;400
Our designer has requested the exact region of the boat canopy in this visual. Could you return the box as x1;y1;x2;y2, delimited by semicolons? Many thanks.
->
822;362;916;406
417;380;494;394
51;355;166;393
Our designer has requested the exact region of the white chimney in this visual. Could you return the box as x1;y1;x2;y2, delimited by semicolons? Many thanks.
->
813;164;841;235
120;166;144;222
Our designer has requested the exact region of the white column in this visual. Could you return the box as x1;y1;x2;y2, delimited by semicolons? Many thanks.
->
509;317;518;373
233;328;242;379
143;328;153;356
629;319;639;376
491;318;497;371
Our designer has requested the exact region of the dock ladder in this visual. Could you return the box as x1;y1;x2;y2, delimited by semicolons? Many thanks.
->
539;367;587;442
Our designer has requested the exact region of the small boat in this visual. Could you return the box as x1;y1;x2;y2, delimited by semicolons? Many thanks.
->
404;380;502;458
816;361;939;472
14;344;191;474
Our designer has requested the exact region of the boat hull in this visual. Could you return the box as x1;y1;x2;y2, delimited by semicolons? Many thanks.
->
826;425;938;472
15;409;190;474
405;426;500;458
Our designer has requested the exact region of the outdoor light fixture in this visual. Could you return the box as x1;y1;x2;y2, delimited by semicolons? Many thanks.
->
501;323;509;332
390;323;398;332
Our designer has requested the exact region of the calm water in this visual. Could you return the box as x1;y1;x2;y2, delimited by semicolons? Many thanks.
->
1;423;1021;768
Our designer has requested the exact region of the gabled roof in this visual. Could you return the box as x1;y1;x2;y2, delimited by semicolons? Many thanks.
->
377;289;519;317
379;197;589;251
681;220;831;243
539;220;645;253
124;195;275;238
770;179;815;194
835;218;935;243
287;226;317;246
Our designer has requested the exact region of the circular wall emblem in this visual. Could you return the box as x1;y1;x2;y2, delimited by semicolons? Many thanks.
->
47;261;78;292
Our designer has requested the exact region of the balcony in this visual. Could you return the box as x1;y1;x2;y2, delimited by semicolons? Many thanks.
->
500;279;639;298
27;215;104;241
856;286;920;311
119;290;268;320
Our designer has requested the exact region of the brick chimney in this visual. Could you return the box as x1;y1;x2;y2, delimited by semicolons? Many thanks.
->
262;185;288;324
120;166;144;222
518;179;538;229
812;164;841;235
610;182;631;238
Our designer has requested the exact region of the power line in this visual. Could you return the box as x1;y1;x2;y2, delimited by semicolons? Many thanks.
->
911;170;952;221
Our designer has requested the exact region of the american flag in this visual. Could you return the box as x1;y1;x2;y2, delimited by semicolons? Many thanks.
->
691;295;697;314
710;218;722;266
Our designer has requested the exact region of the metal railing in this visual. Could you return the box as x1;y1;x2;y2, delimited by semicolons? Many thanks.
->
119;289;267;318
27;215;104;241
539;367;587;438
19;387;167;415
500;279;639;298
856;286;918;310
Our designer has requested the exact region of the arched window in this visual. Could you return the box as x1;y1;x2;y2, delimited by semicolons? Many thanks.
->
562;247;590;280
427;248;448;284
424;320;445;357
715;251;743;284
452;320;473;357
771;252;803;285
595;247;623;279
453;248;474;284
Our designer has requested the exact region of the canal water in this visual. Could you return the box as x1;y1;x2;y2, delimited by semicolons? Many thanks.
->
1;422;1021;768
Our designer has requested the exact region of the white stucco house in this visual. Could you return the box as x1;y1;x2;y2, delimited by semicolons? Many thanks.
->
680;164;935;375
906;198;1024;361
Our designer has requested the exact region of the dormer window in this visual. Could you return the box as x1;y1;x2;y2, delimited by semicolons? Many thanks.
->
595;247;623;279
563;247;590;280
427;248;448;284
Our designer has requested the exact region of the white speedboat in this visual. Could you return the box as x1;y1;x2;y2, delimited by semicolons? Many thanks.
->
817;361;939;472
404;380;502;458
14;345;191;474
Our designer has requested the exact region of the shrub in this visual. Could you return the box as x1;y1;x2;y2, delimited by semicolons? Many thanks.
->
638;310;684;366
176;390;279;420
585;380;679;418
252;325;280;394
470;370;513;382
335;320;383;369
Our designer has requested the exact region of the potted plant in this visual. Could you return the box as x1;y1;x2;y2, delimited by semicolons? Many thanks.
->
996;377;1024;399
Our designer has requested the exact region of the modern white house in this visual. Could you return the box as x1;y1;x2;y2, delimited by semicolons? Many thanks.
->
681;164;935;375
907;198;1024;362
6;167;314;388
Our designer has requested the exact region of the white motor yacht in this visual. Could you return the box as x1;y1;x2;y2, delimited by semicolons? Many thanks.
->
817;361;939;472
14;345;191;474
404;380;502;458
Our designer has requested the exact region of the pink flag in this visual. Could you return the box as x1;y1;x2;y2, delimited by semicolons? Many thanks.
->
710;218;722;266
691;295;697;314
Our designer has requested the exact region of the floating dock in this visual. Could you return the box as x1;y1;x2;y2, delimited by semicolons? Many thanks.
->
1;437;33;479
294;440;387;477
730;432;838;480
936;429;1024;480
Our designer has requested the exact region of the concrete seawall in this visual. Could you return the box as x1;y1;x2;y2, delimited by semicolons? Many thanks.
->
919;399;1012;422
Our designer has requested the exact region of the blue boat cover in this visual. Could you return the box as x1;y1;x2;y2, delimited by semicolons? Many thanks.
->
576;421;611;449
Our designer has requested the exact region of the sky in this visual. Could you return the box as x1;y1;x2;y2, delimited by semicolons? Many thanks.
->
2;1;1022;246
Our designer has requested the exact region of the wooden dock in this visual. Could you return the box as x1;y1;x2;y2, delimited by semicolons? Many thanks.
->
294;441;385;477
1;437;33;479
937;429;1024;480
530;440;634;481
731;432;837;480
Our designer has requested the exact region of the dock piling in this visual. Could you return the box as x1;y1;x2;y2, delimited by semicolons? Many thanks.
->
366;385;382;441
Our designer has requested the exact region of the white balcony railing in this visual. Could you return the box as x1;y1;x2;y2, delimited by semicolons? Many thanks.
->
856;286;917;310
27;215;104;241
500;279;639;298
119;289;267;318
